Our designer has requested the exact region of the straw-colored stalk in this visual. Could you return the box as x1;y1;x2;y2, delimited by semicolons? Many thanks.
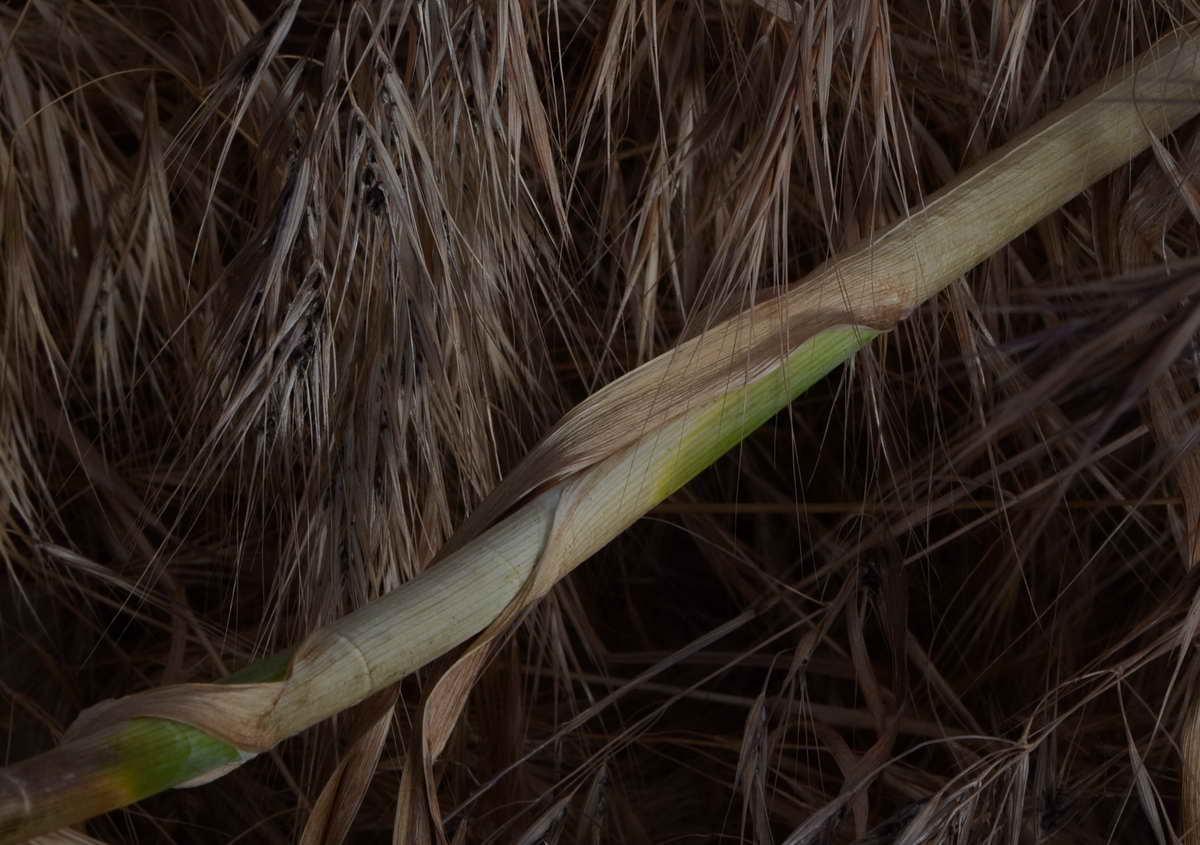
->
5;25;1200;845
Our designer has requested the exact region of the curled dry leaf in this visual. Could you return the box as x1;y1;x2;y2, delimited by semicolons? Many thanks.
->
8;22;1200;845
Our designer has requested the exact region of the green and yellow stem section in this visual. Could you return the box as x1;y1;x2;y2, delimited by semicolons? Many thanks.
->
0;327;875;844
6;23;1200;844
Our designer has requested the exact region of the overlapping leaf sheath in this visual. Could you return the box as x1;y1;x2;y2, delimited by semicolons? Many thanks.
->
4;23;1200;845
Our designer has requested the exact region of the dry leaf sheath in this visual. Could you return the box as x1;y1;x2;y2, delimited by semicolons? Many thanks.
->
4;19;1200;845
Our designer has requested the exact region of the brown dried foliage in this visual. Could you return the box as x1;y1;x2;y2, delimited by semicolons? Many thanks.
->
4;0;1200;843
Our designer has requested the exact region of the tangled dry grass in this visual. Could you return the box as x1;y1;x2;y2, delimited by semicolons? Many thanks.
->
5;0;1200;842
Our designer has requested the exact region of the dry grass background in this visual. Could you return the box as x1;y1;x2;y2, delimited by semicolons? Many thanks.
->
5;0;1200;842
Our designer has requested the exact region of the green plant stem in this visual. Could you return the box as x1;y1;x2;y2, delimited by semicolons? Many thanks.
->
0;328;872;844
5;23;1200;843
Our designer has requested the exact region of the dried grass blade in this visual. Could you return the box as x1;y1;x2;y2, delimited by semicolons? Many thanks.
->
4;24;1200;845
298;690;398;845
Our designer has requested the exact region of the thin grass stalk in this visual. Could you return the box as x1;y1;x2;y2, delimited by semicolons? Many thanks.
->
4;24;1200;845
